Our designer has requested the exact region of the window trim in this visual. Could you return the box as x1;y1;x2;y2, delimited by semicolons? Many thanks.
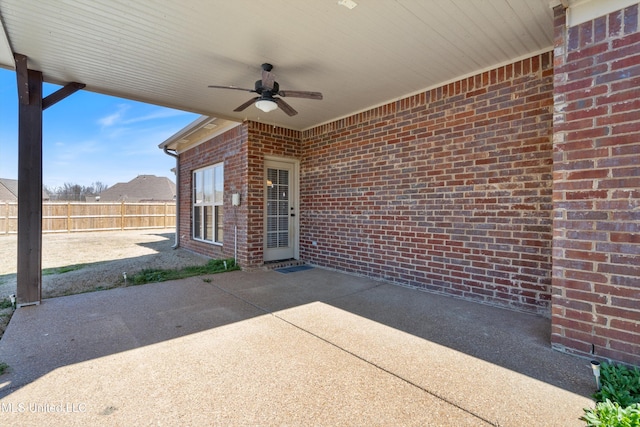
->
192;162;224;245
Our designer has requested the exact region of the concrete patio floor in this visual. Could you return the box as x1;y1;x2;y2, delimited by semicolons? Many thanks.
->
0;267;594;426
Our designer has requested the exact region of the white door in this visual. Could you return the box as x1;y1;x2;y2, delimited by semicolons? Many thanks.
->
264;159;298;262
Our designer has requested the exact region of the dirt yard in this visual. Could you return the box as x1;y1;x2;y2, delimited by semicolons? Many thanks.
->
0;229;210;300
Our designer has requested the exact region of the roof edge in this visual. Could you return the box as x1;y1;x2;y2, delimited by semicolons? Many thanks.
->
158;116;241;153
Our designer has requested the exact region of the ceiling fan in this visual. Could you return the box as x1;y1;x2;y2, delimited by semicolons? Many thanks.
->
208;63;322;116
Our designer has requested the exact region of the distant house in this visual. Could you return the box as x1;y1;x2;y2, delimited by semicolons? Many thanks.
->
0;178;50;202
97;175;176;202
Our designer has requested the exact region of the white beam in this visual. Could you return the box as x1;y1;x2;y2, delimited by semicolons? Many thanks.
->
567;0;639;27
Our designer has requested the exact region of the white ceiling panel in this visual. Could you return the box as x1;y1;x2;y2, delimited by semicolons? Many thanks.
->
0;9;13;67
0;0;555;130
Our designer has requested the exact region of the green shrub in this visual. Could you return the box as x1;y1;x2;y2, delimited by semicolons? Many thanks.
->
595;363;640;408
43;264;85;275
129;258;239;285
582;399;640;427
582;362;640;427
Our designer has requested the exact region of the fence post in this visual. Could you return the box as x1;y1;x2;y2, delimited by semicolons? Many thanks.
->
3;202;7;235
121;201;125;230
67;202;71;232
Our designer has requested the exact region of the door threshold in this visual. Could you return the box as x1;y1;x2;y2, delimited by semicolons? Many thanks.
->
262;259;305;270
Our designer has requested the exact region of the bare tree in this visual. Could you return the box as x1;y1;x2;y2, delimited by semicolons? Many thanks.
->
45;182;110;201
43;184;58;200
91;181;109;194
58;183;83;201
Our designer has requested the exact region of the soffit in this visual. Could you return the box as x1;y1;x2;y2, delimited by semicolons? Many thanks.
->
0;0;555;131
160;116;240;153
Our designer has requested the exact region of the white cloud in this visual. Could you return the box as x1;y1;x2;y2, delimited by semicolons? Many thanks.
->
122;109;189;125
97;104;130;127
98;104;189;129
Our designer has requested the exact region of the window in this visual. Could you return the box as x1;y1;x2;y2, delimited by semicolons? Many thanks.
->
193;163;224;244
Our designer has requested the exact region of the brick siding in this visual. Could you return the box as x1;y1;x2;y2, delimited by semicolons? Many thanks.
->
552;4;640;365
178;122;302;267
178;125;248;262
301;53;554;314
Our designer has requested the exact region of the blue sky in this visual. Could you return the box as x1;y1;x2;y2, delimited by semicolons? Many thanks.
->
0;68;200;189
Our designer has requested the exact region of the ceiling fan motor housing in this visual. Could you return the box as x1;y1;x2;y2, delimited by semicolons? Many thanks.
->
255;79;279;97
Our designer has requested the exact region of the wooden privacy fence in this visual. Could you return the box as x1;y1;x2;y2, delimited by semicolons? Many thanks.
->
0;202;176;234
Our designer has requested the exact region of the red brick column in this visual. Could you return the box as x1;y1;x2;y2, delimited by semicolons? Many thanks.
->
551;4;640;364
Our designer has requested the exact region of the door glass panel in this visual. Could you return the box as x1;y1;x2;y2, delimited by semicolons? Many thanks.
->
266;167;289;249
278;201;288;215
278;170;289;185
267;201;277;216
278;231;288;247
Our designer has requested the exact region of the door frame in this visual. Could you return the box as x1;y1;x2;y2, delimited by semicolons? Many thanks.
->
263;156;300;262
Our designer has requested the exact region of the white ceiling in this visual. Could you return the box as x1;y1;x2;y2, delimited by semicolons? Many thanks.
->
0;0;555;131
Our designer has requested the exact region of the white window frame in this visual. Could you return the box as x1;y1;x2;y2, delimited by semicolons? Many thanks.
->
193;162;224;245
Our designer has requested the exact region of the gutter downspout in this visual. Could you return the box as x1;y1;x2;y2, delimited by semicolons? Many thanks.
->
163;146;180;249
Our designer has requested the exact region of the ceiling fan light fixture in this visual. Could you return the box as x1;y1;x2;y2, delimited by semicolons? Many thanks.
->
255;98;278;113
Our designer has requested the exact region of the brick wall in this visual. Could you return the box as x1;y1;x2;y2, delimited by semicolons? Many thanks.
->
178;125;248;262
176;121;302;267
175;5;639;366
301;52;555;314
552;4;640;365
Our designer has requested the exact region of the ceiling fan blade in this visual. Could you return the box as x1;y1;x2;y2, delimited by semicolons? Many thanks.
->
277;90;323;100
208;85;255;93
274;98;298;116
261;69;276;90
234;97;260;112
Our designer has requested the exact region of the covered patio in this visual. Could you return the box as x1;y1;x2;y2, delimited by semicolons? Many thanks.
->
0;268;593;426
1;0;638;406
